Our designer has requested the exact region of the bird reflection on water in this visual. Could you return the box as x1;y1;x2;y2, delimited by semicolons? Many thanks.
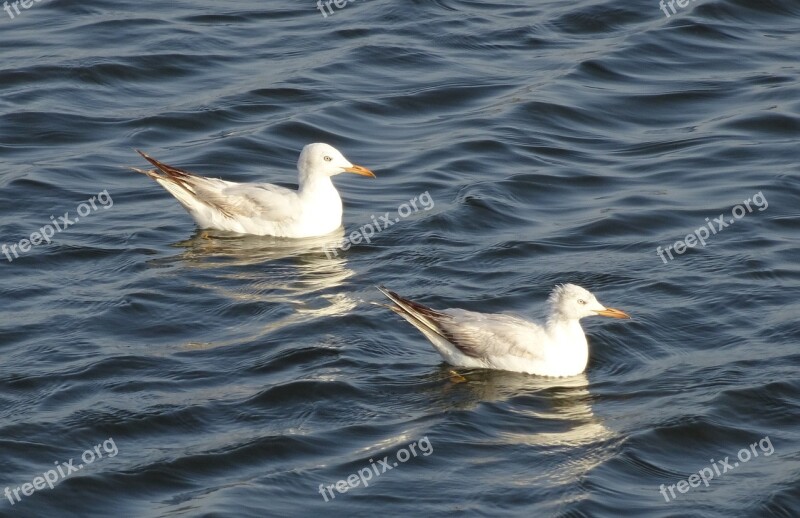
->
155;228;358;350
422;367;617;486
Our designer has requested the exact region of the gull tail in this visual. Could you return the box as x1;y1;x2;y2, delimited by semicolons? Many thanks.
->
376;286;450;340
377;286;480;366
133;149;197;190
132;149;217;218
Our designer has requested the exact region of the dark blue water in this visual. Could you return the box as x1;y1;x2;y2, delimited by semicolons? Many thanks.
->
1;1;799;517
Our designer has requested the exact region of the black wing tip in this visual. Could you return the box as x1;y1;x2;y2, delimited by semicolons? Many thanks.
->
134;150;194;180
376;285;399;299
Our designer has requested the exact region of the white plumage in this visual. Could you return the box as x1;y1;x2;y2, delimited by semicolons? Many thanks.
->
378;284;630;377
132;143;375;237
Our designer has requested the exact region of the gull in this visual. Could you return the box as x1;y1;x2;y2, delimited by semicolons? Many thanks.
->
132;143;375;237
377;284;630;377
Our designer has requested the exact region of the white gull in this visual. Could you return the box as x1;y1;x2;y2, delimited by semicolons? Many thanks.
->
378;284;630;377
132;143;375;237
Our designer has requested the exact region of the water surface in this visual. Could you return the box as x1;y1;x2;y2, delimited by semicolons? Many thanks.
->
1;0;799;517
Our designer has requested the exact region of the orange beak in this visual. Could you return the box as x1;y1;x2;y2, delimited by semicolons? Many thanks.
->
344;164;376;178
595;307;630;319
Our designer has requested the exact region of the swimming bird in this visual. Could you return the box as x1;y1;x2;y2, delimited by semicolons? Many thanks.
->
132;143;375;237
377;284;630;377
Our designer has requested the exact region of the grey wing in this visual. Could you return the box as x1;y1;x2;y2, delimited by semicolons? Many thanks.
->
214;183;302;222
378;286;543;361
134;150;301;222
439;309;546;361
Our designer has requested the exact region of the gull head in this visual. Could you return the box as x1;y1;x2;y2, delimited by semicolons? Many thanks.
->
297;143;375;180
547;283;630;321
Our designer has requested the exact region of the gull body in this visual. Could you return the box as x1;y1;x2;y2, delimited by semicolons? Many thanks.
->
378;284;630;377
132;143;375;238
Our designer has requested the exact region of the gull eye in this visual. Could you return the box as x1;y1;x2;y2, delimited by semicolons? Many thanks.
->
578;299;587;305
324;156;332;162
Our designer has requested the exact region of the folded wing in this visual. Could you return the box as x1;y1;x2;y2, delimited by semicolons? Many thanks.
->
378;286;544;362
133;150;300;224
